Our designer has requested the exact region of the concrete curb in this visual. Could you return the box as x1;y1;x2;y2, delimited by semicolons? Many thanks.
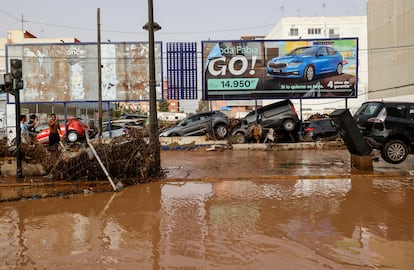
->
0;180;113;202
160;136;346;151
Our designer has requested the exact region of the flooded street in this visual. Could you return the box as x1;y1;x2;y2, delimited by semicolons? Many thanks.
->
1;149;414;269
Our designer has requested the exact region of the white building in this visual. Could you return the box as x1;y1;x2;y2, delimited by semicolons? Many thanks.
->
264;16;368;118
367;0;414;102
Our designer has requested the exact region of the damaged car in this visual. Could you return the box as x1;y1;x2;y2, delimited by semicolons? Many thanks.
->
354;101;414;164
159;111;229;139
231;99;300;143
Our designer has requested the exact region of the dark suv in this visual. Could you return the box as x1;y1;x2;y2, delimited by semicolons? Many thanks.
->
353;101;414;164
159;111;229;139
231;99;300;143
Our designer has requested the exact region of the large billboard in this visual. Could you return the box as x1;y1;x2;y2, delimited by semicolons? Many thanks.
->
6;42;163;103
202;38;358;100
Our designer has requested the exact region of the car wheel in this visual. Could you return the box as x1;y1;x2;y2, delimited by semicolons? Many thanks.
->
336;63;343;75
234;133;246;144
282;119;296;132
67;131;79;142
214;124;228;139
380;139;408;164
303;65;315;82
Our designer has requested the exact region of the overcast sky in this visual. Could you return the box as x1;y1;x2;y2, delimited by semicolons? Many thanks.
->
1;0;366;43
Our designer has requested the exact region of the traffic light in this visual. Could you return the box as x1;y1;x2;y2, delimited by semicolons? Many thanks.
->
10;59;24;90
2;73;12;93
10;59;22;80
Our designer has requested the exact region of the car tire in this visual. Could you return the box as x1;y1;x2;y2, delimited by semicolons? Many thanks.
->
234;133;246;144
303;65;315;82
214;124;228;139
336;63;343;75
67;131;79;142
282;119;296;132
380;139;408;164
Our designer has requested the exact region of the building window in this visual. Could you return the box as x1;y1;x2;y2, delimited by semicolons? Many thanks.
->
307;28;322;35
329;28;340;38
289;28;299;36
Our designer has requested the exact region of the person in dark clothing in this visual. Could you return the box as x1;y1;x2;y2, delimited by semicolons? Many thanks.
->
28;114;39;133
48;113;61;147
28;114;39;143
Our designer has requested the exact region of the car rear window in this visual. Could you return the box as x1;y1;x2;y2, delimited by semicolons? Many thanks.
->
327;47;337;55
319;120;332;127
355;102;383;117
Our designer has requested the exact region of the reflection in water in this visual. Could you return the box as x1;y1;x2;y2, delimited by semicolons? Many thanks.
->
0;178;413;269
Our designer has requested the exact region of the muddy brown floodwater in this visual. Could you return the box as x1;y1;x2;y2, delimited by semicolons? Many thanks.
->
0;149;413;269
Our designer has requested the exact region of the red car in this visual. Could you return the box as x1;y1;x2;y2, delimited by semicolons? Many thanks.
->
35;118;89;145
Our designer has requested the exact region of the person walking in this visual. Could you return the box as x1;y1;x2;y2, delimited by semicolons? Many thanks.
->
48;113;61;148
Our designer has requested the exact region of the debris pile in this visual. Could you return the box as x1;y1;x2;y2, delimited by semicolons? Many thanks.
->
1;129;161;183
51;130;160;183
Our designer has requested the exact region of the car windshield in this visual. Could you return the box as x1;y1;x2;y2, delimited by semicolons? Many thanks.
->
245;112;259;124
288;47;317;56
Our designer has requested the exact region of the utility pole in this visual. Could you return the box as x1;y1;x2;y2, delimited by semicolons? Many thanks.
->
145;0;161;175
97;8;102;143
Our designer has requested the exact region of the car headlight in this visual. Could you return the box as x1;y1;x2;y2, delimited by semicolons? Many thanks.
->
288;61;302;67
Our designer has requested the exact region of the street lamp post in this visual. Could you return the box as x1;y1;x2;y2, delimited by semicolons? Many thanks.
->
144;0;161;175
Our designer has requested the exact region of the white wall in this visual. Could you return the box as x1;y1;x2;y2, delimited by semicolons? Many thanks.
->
367;0;414;102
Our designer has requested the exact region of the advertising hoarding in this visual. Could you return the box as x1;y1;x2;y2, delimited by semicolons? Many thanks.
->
202;38;358;100
6;42;163;103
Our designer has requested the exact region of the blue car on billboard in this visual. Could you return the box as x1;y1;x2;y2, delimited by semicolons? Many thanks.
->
266;45;345;82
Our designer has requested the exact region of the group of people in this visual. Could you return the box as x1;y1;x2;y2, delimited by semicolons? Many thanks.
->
19;114;39;144
19;113;61;147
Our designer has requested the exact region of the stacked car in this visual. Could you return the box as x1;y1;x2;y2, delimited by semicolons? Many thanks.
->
159;111;229;139
353;101;414;164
